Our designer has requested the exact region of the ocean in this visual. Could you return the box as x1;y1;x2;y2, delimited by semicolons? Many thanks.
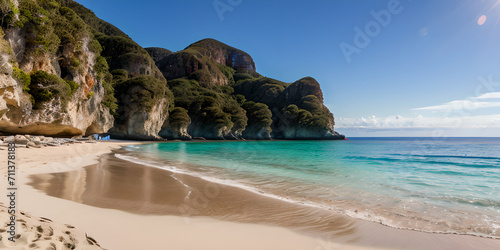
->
118;137;500;238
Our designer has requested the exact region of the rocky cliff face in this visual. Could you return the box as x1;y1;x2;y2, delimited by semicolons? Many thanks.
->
0;0;172;139
92;33;173;140
0;0;343;140
65;1;173;140
154;39;259;87
159;107;192;140
187;39;256;73
0;1;114;136
234;76;341;140
148;40;344;140
275;77;338;139
109;76;171;140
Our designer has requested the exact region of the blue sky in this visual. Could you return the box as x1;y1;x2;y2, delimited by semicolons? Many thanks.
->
76;0;500;136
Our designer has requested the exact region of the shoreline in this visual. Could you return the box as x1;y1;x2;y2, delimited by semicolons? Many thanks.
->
0;140;373;250
1;141;499;249
0;140;142;249
112;151;500;241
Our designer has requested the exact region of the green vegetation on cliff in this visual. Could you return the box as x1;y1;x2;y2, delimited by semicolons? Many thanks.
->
114;76;172;113
241;101;272;138
167;77;247;137
95;34;152;74
147;38;338;139
28;71;77;109
217;64;236;84
168;107;190;129
145;47;173;63
57;0;130;38
1;0;119;113
0;0;340;140
2;0;167;121
233;77;288;106
12;67;30;91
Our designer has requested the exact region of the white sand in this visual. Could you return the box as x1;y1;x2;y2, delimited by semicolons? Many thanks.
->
0;203;102;249
0;141;374;250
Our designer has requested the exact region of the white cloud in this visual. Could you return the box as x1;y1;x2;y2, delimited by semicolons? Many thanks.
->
336;114;500;129
336;91;500;136
412;100;500;111
477;92;500;99
412;92;500;111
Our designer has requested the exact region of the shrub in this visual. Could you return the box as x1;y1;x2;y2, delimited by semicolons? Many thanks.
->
233;73;253;83
110;69;128;80
285;102;330;129
53;6;88;45
188;69;212;86
297;109;313;125
168;78;221;113
114;76;170;112
310;113;331;130
233;94;246;105
233;77;287;106
12;67;31;91
223;100;247;132
299;95;322;113
94;56;108;79
16;1;61;57
29;71;71;109
297;95;332;129
102;76;118;115
88;37;102;54
200;106;233;130
95;35;150;69
285;104;299;115
87;91;94;99
215;85;234;95
217;64;235;84
169;107;190;128
242;101;272;129
70;57;81;70
65;80;79;95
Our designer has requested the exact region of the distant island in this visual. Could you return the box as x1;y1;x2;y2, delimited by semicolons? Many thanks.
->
0;0;344;140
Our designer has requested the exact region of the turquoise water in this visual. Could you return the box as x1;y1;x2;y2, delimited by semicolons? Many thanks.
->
120;138;500;238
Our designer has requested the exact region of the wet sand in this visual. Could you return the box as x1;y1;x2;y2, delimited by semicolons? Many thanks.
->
28;151;500;250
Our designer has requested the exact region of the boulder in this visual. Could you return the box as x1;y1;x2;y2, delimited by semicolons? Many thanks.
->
26;141;39;148
43;137;55;144
47;142;61;147
14;135;29;144
3;136;15;143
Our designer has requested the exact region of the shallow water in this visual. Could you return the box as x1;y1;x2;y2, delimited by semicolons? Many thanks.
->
120;137;500;238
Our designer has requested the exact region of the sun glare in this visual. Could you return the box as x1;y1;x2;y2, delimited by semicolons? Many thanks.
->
478;14;487;25
482;0;500;27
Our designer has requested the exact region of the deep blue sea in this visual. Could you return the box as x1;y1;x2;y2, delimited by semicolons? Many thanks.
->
119;137;500;238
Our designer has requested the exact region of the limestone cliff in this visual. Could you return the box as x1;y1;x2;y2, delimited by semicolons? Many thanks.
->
155;39;259;87
109;76;171;140
0;1;113;136
148;40;344;140
60;0;172;139
274;77;340;139
0;0;172;139
0;0;343;140
159;107;192;140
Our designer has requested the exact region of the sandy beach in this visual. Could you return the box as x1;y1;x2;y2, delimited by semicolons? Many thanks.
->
1;141;500;249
